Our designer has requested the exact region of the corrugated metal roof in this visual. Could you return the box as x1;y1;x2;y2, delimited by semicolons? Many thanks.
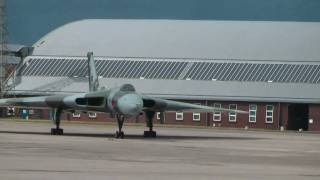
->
32;19;320;61
7;54;320;103
19;56;320;84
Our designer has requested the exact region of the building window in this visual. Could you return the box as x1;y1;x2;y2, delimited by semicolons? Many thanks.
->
88;112;97;118
176;112;183;121
213;103;221;122
193;113;201;121
156;112;161;120
7;107;15;116
249;104;257;123
266;105;273;123
72;112;81;118
29;109;34;115
229;104;237;122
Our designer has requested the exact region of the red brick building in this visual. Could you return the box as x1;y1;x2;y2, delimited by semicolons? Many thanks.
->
21;100;315;131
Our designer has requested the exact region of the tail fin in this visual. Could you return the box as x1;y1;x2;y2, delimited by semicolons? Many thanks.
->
87;52;99;92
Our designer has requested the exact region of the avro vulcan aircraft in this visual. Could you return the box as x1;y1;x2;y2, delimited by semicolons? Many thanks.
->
0;52;246;138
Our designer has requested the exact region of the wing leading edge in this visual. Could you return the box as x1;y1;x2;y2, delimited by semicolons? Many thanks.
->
0;96;61;108
0;92;107;112
142;96;248;114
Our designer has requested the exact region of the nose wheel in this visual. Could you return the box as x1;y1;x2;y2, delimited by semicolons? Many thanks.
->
115;114;125;139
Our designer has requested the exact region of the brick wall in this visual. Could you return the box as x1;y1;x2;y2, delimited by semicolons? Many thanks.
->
13;101;319;131
308;104;320;131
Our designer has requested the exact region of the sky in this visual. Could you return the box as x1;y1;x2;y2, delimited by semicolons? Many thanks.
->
6;0;320;45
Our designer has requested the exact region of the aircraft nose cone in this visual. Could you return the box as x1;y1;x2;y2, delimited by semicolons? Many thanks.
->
117;93;143;116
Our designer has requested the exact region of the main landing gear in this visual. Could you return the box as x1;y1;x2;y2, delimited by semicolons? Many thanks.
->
115;114;125;139
144;111;156;138
51;108;63;135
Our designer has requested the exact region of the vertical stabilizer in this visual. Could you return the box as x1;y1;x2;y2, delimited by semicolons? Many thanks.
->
87;52;99;92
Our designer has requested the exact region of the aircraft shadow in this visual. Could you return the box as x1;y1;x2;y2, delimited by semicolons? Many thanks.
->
0;130;266;141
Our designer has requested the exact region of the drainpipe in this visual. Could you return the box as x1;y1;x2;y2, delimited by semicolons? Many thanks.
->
205;100;209;127
278;102;281;130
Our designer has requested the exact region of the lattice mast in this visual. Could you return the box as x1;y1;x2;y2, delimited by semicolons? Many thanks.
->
0;0;8;98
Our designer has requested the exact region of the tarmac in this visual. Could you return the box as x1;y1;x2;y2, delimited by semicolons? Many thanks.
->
0;120;319;180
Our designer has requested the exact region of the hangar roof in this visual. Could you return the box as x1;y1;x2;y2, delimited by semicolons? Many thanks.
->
32;19;320;61
7;55;320;103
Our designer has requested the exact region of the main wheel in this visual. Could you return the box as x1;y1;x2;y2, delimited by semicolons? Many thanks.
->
144;131;157;138
115;131;120;138
51;128;57;135
115;131;124;139
151;131;156;137
143;131;148;137
57;129;63;135
51;128;64;135
119;131;124;139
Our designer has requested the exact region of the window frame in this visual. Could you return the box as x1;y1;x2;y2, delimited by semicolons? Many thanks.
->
213;103;222;122
72;112;81;118
229;104;237;122
193;112;201;121
249;104;257;123
88;112;97;118
156;112;161;120
176;112;183;121
265;105;273;123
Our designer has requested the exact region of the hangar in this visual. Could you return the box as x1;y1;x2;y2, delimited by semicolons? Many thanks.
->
5;19;320;131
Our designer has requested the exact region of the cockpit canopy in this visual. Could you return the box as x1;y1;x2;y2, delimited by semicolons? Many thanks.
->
119;84;136;92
